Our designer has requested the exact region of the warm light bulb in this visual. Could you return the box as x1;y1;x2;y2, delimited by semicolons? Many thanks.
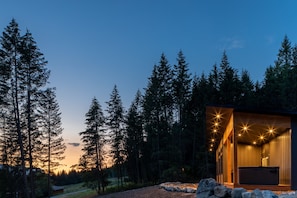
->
253;141;256;145
213;129;217;133
238;133;242;137
214;122;218;126
211;138;215;142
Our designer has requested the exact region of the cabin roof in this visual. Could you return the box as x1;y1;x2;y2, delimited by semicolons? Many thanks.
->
206;105;297;151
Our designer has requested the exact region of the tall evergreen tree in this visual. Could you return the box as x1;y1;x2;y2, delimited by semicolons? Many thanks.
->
125;90;144;183
291;44;297;110
218;51;240;105
238;70;255;107
20;30;50;198
172;50;191;171
143;53;174;181
79;97;106;194
106;85;125;188
207;64;220;104
261;36;294;110
188;74;212;178
38;88;65;197
172;50;191;122
0;19;29;198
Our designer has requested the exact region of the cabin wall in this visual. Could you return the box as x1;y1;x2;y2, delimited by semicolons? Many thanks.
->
268;130;291;185
291;116;297;190
237;144;261;167
216;113;234;184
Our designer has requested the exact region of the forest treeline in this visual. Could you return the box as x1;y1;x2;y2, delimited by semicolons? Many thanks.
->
1;18;297;197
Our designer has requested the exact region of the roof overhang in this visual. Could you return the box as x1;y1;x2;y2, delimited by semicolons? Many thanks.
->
206;105;294;151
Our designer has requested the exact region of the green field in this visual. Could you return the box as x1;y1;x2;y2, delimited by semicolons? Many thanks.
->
51;177;151;198
51;183;97;198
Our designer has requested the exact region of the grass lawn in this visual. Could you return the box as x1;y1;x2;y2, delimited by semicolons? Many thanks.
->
51;183;97;198
52;178;148;198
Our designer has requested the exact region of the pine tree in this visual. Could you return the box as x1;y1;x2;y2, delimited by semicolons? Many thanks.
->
208;64;220;104
261;36;293;110
238;70;255;107
38;88;65;197
218;51;240;105
79;97;106;194
172;50;191;171
106;85;125;188
143;53;174;181
291;45;297;110
125;90;144;183
188;74;211;178
0;19;29;198
19;29;50;198
172;50;191;123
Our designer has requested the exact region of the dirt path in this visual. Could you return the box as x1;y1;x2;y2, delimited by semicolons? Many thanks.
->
96;185;196;198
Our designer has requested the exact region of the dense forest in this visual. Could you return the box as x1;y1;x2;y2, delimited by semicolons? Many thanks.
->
1;18;297;197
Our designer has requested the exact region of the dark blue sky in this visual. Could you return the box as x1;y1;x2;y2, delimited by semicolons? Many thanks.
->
1;0;297;170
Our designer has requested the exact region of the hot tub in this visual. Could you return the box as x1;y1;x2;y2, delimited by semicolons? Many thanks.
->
239;167;279;185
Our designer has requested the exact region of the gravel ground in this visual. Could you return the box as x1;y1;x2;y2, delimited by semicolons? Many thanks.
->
96;185;196;198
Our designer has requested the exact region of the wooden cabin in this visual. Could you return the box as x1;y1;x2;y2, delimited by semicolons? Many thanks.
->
206;105;297;190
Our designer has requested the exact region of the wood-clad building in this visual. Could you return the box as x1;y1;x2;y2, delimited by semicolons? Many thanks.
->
206;105;297;190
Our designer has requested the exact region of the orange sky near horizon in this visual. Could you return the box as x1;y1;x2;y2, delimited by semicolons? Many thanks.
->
55;144;82;173
55;140;113;174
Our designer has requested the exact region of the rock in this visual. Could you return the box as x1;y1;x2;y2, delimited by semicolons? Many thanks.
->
261;190;278;198
214;185;228;197
208;195;219;198
164;185;175;192
161;179;297;198
251;189;263;198
185;187;196;193
226;188;233;197
232;188;247;198
159;182;197;193
279;193;297;198
242;192;252;198
196;178;219;198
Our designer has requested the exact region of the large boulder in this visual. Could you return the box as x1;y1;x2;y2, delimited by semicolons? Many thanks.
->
261;190;278;198
196;178;219;198
214;185;228;197
231;188;247;198
251;189;263;198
